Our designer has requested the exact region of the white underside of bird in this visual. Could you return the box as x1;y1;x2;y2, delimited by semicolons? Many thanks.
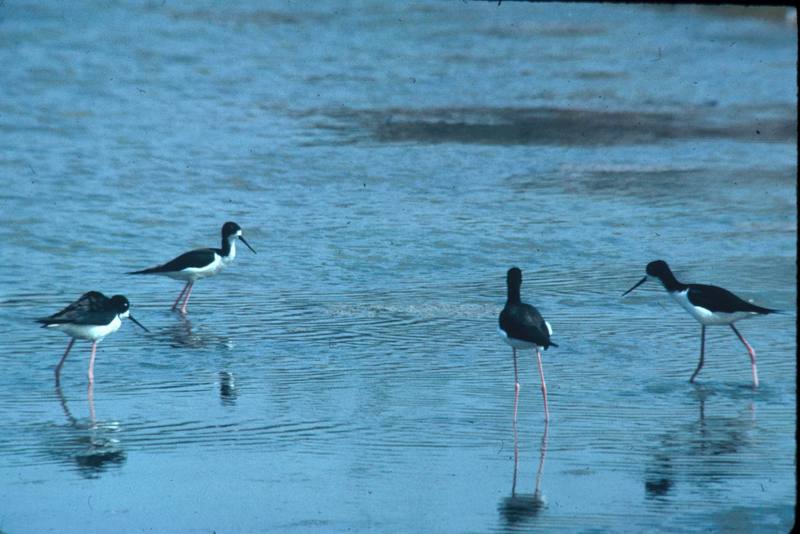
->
670;290;755;326
46;314;124;341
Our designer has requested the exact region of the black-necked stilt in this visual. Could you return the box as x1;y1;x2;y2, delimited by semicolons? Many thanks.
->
498;267;557;423
128;221;256;314
37;291;148;386
623;260;777;387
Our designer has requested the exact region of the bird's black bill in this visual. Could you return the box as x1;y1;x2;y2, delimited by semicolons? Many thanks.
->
622;276;648;297
129;314;150;333
239;235;256;254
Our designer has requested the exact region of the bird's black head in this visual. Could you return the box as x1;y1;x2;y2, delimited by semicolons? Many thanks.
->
623;259;679;297
221;221;256;254
222;221;243;239
109;295;130;314
507;267;523;288
110;295;149;332
645;260;672;279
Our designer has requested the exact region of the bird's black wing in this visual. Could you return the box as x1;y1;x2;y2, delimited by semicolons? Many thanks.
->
687;284;775;314
37;291;111;326
500;303;555;348
128;248;217;274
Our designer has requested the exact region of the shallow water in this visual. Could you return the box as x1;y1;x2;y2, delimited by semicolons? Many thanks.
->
0;2;796;532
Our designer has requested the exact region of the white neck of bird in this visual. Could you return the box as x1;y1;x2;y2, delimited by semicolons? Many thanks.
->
223;238;237;262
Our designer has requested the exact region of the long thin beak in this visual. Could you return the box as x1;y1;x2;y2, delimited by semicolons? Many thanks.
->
239;235;256;254
622;276;648;297
128;314;150;333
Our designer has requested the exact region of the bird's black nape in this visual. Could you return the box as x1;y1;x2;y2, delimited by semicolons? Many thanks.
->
506;267;523;303
645;260;683;291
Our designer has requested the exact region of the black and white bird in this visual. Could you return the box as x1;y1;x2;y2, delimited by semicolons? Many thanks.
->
37;291;148;385
498;267;557;423
623;260;777;387
128;221;256;313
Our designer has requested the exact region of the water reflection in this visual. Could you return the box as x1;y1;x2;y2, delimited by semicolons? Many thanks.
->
644;385;756;499
499;422;549;529
219;371;238;406
644;452;674;500
53;385;126;479
164;314;232;349
689;386;752;461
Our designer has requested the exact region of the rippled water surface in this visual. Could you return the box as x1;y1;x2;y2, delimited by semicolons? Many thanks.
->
0;2;796;532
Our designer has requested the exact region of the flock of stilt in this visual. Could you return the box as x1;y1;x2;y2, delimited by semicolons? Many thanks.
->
38;222;255;386
38;221;778;422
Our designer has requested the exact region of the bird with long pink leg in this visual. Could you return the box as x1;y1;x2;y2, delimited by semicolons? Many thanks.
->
498;267;558;423
37;291;149;386
623;260;778;387
128;221;256;314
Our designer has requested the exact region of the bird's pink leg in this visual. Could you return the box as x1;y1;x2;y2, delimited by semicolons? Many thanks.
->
87;341;97;384
88;381;96;426
511;417;519;495
690;325;706;383
54;338;75;386
171;282;190;311
512;348;520;424
180;282;194;314
535;421;549;495
731;324;759;388
536;349;550;422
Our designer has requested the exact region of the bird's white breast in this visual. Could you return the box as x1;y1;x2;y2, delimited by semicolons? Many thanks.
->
670;290;753;326
48;315;122;341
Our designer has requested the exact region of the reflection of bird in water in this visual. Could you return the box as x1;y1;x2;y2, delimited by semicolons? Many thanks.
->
54;385;126;478
499;422;548;527
165;314;233;350
219;371;237;406
691;386;749;458
644;385;756;498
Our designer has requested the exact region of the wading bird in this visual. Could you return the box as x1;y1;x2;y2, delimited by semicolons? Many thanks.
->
498;267;557;423
128;221;256;313
38;291;148;385
623;260;777;387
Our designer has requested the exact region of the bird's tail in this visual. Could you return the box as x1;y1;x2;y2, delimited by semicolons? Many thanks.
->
546;341;558;349
127;266;162;275
750;303;781;315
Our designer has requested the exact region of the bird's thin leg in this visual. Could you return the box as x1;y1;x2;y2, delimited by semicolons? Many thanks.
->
171;282;190;311
87;342;97;384
535;420;549;496
88;381;96;426
54;338;75;386
180;282;195;314
690;325;706;383
536;349;550;422
511;417;519;496
513;348;520;424
731;324;759;388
